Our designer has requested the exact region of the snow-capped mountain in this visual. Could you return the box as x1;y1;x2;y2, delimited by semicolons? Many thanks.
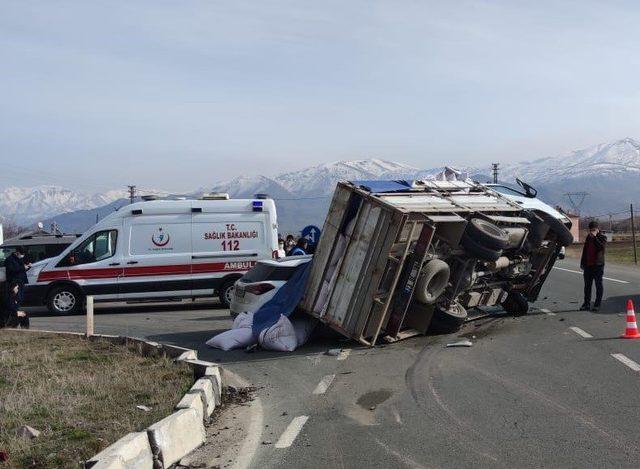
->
10;138;640;233
0;186;123;226
499;138;640;183
274;159;419;196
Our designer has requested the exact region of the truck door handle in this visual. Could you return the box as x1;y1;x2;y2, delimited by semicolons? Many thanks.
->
126;261;139;265
109;263;120;266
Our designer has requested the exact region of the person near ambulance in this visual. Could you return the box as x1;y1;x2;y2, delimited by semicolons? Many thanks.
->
580;221;606;312
1;281;30;328
4;246;30;303
288;238;308;256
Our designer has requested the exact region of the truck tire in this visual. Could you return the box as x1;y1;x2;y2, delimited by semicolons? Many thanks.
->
219;280;236;308
429;301;468;334
465;218;510;250
415;259;450;305
461;233;502;261
501;291;529;316
536;212;574;247
47;285;84;315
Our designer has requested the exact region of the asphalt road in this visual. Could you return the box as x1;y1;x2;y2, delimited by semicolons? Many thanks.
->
29;258;640;468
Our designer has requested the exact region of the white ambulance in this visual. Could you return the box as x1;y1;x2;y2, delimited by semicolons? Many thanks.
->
23;196;279;314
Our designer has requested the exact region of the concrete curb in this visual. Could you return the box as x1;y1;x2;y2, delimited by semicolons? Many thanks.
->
7;329;223;469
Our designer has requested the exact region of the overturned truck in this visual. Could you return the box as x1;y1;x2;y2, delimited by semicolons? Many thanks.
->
300;179;573;346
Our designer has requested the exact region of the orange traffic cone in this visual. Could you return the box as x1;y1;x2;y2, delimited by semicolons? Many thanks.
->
621;300;640;339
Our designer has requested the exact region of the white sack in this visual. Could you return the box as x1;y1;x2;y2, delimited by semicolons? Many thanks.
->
206;328;255;351
291;318;316;346
259;315;298;352
233;311;254;329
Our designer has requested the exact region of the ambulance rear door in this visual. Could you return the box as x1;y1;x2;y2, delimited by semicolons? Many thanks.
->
191;205;270;294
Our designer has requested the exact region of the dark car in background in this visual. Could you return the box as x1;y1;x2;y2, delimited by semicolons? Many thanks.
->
0;231;80;283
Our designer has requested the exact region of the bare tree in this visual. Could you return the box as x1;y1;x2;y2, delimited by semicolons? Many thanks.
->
0;216;24;240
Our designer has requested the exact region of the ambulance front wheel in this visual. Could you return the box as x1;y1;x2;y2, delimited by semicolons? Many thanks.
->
47;285;84;315
219;280;236;309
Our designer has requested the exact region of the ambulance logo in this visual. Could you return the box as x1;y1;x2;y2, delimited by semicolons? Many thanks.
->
151;227;170;247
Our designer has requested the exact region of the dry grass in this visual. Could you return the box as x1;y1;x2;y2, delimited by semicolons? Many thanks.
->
0;331;192;468
565;241;640;265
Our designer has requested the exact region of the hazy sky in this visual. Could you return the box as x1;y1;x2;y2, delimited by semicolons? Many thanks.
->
2;0;640;193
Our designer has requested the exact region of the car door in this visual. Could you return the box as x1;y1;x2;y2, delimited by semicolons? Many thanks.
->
119;214;192;300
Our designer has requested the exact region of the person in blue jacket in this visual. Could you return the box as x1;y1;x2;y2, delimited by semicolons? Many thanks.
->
288;238;308;256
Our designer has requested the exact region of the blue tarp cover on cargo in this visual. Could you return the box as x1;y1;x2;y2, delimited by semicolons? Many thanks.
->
351;180;413;193
251;260;313;338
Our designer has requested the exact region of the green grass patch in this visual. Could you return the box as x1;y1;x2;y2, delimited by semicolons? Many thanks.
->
0;331;192;468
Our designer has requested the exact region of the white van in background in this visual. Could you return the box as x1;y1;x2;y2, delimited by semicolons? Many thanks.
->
24;197;279;314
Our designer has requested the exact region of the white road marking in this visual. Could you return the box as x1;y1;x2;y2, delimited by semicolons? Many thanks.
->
337;349;351;360
611;353;640;372
275;416;309;449
312;374;335;395
569;326;593;338
553;266;629;284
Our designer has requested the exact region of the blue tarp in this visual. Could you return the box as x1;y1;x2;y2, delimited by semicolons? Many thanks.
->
351;180;413;193
251;260;313;338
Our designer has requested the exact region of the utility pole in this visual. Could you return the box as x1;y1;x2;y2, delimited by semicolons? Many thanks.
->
608;213;613;232
127;185;136;204
491;163;499;184
631;204;637;264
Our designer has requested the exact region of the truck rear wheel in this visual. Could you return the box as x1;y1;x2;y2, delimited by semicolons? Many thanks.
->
429;301;468;334
415;259;450;305
47;285;84;315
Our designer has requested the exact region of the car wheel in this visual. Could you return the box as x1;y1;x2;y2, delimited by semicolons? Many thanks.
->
501;291;529;316
461;232;502;261
219;280;236;308
415;259;450;305
47;285;83;315
429;301;468;334
536;212;574;247
465;218;510;250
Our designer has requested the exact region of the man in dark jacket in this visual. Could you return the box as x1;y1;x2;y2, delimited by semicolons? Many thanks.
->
4;246;30;304
580;221;606;311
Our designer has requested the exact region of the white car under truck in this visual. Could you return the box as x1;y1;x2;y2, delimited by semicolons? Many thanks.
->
24;196;279;314
300;178;573;346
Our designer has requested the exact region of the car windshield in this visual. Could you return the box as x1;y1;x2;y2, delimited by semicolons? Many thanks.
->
241;263;304;283
490;185;526;197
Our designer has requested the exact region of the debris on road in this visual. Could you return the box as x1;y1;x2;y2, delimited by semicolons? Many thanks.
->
136;405;152;412
326;348;342;356
446;340;473;348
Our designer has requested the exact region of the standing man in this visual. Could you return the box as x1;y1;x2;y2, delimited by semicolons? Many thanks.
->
580;221;606;312
4;246;30;304
288;238;308;256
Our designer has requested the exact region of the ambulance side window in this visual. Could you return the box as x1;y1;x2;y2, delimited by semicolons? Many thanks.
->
58;230;118;267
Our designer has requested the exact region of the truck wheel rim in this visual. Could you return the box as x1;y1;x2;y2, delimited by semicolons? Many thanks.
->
54;292;75;312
